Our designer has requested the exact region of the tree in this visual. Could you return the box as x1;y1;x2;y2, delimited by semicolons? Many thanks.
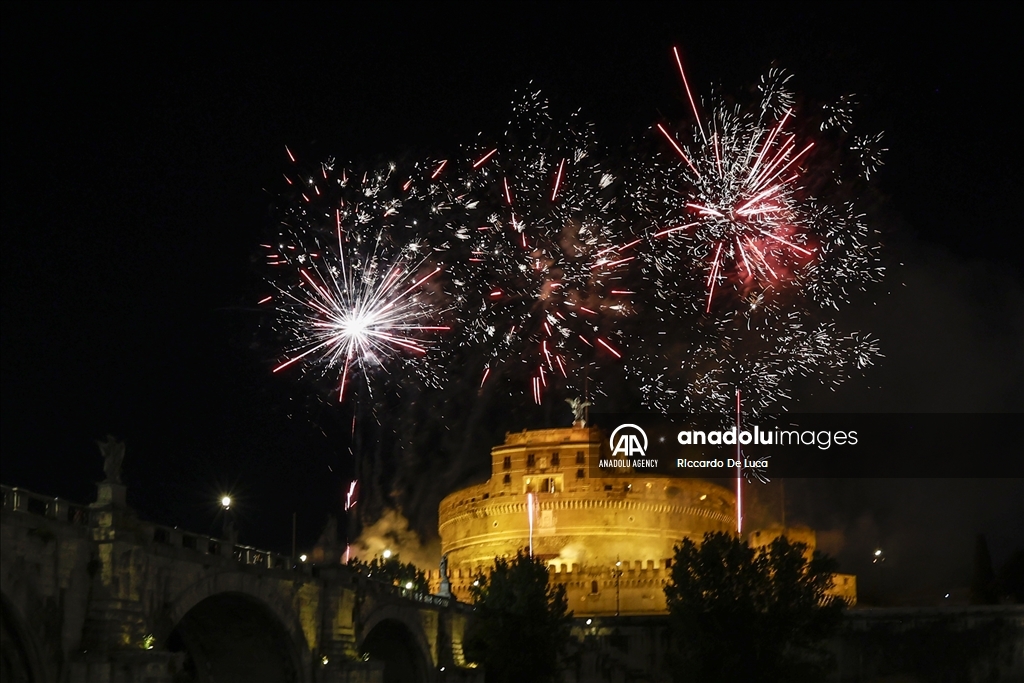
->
464;550;572;683
665;532;846;683
996;548;1024;603
348;554;429;593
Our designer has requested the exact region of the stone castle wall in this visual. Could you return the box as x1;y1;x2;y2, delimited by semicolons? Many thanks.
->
436;426;737;615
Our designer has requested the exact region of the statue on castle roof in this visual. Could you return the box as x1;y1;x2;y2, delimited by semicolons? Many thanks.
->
566;398;591;426
96;435;125;484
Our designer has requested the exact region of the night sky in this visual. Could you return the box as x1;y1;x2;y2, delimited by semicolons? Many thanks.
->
2;3;1021;603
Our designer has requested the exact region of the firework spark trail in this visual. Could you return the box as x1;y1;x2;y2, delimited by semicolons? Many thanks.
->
735;389;742;533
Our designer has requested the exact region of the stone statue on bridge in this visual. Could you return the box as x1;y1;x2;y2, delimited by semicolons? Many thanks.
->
96;435;125;484
438;553;452;598
313;514;341;564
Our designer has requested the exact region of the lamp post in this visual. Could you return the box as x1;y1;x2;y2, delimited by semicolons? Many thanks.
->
873;548;886;603
614;559;623;617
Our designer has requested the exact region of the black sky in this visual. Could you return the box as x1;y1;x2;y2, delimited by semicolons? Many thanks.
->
2;3;1021;601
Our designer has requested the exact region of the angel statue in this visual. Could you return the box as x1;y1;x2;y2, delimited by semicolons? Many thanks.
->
96;435;125;484
566;398;591;426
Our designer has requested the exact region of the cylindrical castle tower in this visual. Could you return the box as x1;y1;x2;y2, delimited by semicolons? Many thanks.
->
437;424;736;615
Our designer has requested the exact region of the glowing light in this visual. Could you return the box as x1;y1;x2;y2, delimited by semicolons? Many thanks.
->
382;549;392;559
220;495;232;509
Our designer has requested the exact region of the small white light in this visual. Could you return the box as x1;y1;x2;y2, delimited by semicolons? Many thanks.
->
383;549;393;559
585;618;592;625
874;549;882;556
221;496;232;508
473;580;480;586
321;655;329;665
405;581;414;590
300;554;308;562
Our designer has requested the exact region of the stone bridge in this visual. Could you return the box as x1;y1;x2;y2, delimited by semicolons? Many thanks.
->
0;483;481;683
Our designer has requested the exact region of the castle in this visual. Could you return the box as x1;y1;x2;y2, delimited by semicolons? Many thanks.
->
434;422;855;614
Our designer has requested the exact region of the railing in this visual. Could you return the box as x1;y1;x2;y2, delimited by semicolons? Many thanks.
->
359;574;476;613
1;484;91;525
148;521;297;570
2;484;297;571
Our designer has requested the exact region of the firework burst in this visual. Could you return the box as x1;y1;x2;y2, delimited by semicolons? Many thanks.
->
645;48;882;314
629;49;883;417
263;156;450;401
425;91;638;404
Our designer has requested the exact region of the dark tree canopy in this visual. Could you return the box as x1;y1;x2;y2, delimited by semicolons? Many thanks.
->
665;532;846;683
465;549;572;683
347;554;430;594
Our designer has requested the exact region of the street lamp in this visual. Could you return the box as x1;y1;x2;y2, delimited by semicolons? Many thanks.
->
382;549;393;559
220;494;236;541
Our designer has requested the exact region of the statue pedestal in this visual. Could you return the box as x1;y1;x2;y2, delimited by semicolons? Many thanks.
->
94;481;127;508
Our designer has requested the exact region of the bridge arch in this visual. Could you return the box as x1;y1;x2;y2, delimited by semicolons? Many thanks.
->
358;603;433;683
162;573;308;682
0;592;49;683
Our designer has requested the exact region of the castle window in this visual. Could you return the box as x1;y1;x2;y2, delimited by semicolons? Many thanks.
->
551;451;560;466
591;580;599;594
576;468;584;479
502;456;511;470
527;453;536;468
575;451;585;464
665;558;672;568
502;474;511;485
538;456;548;469
604;484;613;491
